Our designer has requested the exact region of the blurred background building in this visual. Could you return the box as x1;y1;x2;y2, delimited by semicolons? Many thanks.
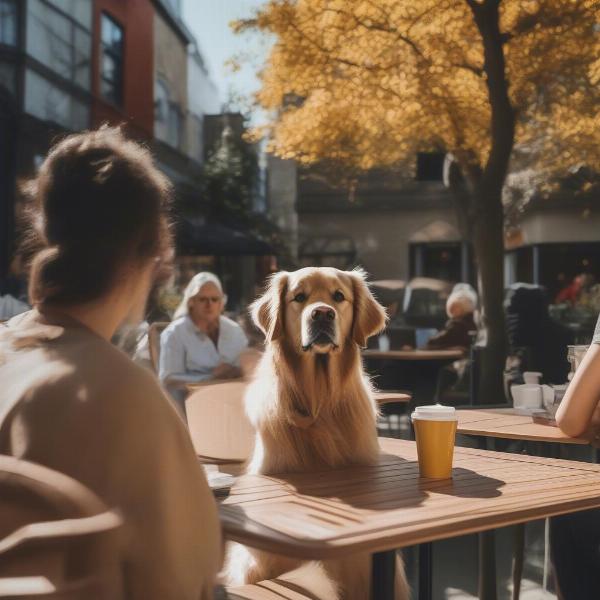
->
1;0;599;326
0;0;275;310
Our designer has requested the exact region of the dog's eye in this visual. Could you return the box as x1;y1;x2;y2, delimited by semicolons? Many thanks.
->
333;291;345;303
293;292;307;303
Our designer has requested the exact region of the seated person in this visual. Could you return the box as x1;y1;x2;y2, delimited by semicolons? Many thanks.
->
0;128;221;599
426;284;478;350
551;316;600;598
428;284;478;404
159;272;248;407
505;283;572;384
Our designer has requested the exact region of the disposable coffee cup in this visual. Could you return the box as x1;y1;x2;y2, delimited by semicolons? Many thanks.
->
411;405;457;479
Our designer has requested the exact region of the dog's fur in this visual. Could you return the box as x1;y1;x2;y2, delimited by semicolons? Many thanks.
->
225;267;409;599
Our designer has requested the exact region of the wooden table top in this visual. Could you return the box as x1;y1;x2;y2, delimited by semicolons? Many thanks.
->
373;391;411;405
457;408;588;445
220;437;600;560
363;349;465;361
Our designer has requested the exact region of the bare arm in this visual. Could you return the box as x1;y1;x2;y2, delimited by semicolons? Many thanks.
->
556;344;600;438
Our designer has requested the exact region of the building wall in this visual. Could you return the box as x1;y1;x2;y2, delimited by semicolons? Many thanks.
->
519;210;600;244
186;47;219;163
91;0;154;137
267;154;298;259
154;10;188;150
299;208;459;280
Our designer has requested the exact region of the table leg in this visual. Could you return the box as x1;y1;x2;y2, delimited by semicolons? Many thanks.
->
478;531;497;600
418;543;433;600
372;550;396;600
512;524;525;600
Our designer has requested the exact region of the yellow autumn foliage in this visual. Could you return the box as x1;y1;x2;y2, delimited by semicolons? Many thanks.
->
239;0;599;179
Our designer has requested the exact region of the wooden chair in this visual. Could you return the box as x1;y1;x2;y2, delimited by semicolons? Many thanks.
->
147;321;169;373
0;455;123;599
227;582;323;600
227;564;337;599
186;381;255;475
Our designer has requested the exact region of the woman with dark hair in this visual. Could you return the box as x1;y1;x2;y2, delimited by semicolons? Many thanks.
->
504;283;572;384
0;128;221;599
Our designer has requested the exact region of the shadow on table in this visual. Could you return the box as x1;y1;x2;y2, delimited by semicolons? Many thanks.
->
279;454;428;512
419;467;504;499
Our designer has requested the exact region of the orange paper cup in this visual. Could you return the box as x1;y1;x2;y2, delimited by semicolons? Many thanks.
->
411;405;457;479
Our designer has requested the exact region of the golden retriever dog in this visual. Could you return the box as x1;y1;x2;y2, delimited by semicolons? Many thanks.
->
225;267;409;600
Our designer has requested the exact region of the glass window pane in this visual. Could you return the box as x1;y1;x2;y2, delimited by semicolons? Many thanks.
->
24;68;90;130
100;13;123;105
101;78;118;106
46;0;92;29
102;54;116;82
0;61;16;98
0;0;17;46
26;0;91;90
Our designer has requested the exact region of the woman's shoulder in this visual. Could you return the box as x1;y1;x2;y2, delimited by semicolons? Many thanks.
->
161;316;189;337
1;318;164;414
220;315;247;336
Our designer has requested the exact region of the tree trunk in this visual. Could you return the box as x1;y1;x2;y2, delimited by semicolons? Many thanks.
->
472;189;507;404
465;0;516;404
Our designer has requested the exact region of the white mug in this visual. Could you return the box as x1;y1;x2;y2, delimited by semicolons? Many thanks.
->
523;371;542;385
511;384;543;410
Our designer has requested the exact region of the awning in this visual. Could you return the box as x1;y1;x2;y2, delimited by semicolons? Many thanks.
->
176;218;274;256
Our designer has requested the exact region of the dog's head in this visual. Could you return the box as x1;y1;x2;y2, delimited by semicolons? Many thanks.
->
251;267;387;355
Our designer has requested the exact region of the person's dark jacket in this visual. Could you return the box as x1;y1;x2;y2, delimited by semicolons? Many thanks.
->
426;313;477;350
505;283;573;383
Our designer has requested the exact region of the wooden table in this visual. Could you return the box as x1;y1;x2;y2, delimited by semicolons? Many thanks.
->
220;437;600;600
363;349;465;361
373;391;411;406
457;408;588;445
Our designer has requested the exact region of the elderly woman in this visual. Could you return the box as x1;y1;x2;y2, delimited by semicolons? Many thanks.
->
426;283;478;350
159;272;248;406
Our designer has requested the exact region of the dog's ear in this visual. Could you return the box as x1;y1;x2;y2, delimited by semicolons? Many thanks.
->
349;269;387;348
250;271;289;342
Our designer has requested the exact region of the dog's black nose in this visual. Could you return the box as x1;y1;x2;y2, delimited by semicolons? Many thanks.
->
311;306;335;322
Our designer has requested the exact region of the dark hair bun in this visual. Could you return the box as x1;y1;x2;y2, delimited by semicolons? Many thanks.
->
27;127;172;305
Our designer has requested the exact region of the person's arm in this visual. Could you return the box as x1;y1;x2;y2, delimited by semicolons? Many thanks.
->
120;378;223;599
9;365;222;600
210;324;249;379
556;344;600;438
425;320;467;350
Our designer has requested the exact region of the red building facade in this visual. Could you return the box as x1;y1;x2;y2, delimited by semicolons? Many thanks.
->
91;0;155;138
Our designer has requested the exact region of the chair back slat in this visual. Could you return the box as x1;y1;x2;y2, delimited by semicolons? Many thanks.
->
186;381;255;462
0;456;123;599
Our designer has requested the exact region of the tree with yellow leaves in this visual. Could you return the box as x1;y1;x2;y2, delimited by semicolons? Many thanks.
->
237;0;599;402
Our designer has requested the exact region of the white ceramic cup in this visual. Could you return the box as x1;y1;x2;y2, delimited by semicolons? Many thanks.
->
523;371;543;385
511;384;543;410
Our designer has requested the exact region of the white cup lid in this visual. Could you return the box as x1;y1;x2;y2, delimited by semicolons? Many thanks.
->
411;404;457;421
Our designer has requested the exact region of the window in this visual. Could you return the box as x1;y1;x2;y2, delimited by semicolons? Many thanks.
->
0;61;16;98
26;0;92;89
154;78;183;150
100;13;123;106
416;152;445;182
0;0;17;46
25;68;89;130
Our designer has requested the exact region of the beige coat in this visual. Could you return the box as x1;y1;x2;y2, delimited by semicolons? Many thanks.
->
0;310;221;599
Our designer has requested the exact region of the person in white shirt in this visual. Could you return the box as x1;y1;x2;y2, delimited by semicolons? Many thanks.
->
159;272;248;411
